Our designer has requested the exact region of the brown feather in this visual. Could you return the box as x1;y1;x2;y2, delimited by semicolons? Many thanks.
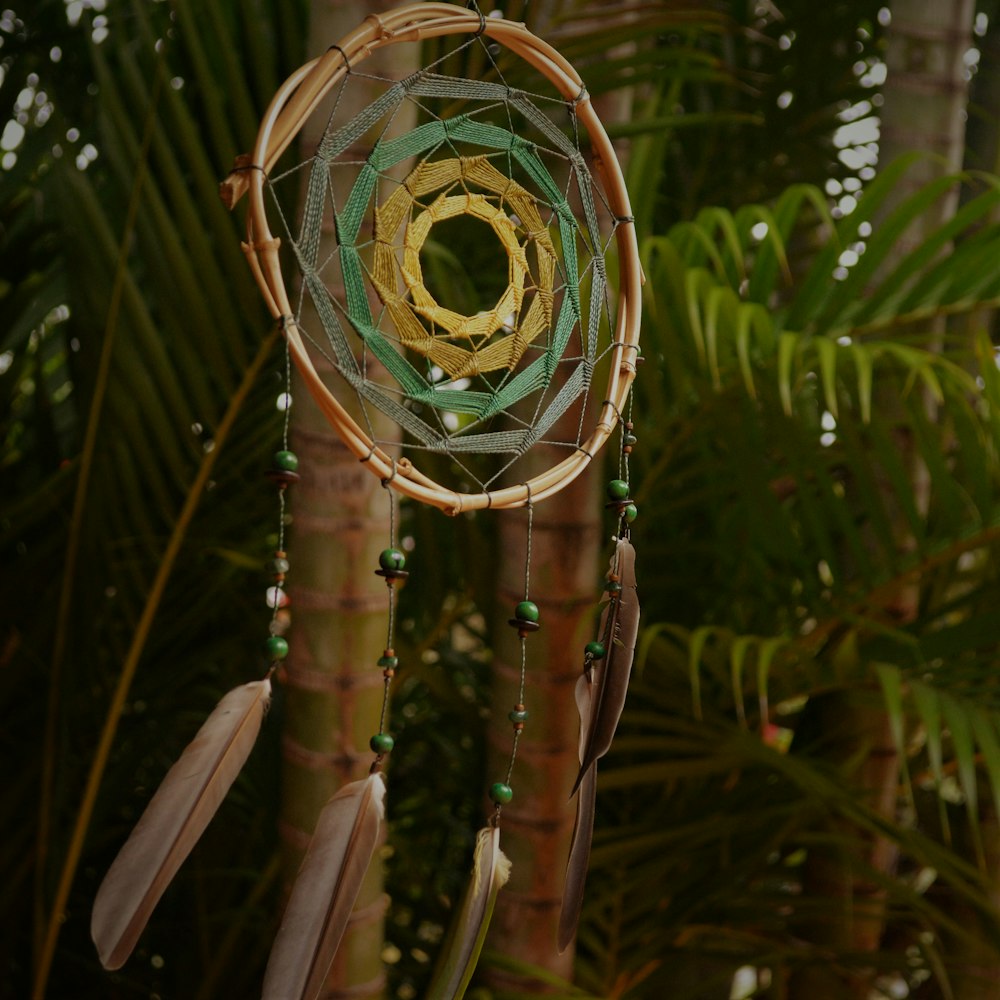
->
571;538;639;794
91;679;271;969
558;674;597;953
262;772;386;1000
427;825;511;1000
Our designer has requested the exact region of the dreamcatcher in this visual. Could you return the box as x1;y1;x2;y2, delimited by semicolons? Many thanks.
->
91;5;640;997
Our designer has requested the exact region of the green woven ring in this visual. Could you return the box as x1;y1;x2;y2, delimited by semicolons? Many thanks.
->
306;110;605;456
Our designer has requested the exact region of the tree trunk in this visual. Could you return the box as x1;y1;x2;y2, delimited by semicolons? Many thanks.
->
789;3;975;996
279;4;417;997
878;0;974;238
883;14;1000;959
788;690;901;999
485;5;636;987
912;797;1000;1000
485;462;603;992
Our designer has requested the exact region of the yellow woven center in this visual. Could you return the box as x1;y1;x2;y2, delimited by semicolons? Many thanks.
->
370;156;556;380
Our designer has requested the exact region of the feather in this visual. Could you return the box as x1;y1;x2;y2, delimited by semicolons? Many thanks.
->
558;674;597;953
262;772;386;1000
92;679;271;970
571;537;639;794
427;825;512;1000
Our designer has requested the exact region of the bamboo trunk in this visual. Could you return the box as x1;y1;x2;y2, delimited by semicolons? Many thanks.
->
483;6;635;987
485;459;603;991
278;4;417;997
878;0;974;240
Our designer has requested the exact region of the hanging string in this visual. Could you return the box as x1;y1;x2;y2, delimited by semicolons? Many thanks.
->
272;337;293;612
371;471;405;769
522;491;533;602
492;489;535;815
379;482;398;733
263;329;296;680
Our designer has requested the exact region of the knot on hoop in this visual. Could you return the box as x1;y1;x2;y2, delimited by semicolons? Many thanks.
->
326;43;352;73
467;1;487;37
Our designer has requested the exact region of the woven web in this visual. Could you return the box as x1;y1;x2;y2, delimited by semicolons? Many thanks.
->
263;33;622;494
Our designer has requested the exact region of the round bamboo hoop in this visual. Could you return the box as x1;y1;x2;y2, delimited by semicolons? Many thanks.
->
242;3;641;515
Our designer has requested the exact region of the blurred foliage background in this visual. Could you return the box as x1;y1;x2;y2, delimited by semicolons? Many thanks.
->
6;1;1000;998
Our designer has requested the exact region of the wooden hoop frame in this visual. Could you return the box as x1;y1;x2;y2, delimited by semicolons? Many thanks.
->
227;2;641;515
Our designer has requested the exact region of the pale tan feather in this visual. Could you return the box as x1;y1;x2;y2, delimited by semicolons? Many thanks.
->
91;678;271;970
427;825;511;1000
262;772;386;1000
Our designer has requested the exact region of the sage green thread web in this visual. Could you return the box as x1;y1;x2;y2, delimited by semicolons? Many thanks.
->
263;41;620;491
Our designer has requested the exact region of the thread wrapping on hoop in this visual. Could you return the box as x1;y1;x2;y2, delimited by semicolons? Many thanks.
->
467;0;487;37
327;43;352;73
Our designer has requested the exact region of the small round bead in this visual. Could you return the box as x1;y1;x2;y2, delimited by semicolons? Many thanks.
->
273;450;299;472
370;733;394;754
269;556;291;575
514;600;539;623
377;654;399;669
489;782;514;805
508;708;530;724
607;581;623;594
623;503;638;523
606;479;630;501
266;635;289;660
266;586;288;609
378;548;406;572
624;432;638;447
585;641;606;659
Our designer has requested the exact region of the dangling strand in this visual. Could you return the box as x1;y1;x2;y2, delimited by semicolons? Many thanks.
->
264;330;297;676
261;405;396;1000
493;490;538;818
90;326;289;971
558;396;642;948
371;469;406;770
607;393;638;542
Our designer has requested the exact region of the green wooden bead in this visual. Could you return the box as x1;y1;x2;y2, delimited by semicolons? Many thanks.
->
377;654;399;669
607;581;623;594
585;641;606;659
489;782;513;805
606;479;630;501
514;600;539;623
266;635;289;660
273;450;299;472
623;503;638;523
508;708;530;723
369;733;394;754
378;548;406;572
623;433;638;447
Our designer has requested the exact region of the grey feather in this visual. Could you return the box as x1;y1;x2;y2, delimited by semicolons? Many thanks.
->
558;674;597;953
571;538;639;794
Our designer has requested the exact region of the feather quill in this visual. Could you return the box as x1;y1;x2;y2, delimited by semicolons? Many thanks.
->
558;674;597;953
427;825;511;1000
262;772;386;1000
571;538;639;794
92;678;271;970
